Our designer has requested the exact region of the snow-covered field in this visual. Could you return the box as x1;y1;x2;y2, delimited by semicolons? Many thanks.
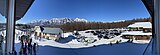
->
0;31;151;55
0;29;151;49
13;32;150;49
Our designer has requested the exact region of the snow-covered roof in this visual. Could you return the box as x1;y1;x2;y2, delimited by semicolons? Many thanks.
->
84;30;95;31
121;31;152;35
128;22;152;28
43;28;62;35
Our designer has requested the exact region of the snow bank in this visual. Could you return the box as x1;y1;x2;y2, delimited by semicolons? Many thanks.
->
62;32;73;38
30;35;145;48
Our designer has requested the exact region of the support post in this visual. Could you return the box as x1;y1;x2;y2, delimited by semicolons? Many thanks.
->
5;0;15;54
153;0;160;55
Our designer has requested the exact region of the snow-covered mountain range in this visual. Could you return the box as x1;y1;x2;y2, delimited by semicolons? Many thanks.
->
27;18;88;26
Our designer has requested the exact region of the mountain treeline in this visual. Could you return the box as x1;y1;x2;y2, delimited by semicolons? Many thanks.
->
14;18;152;32
60;18;152;32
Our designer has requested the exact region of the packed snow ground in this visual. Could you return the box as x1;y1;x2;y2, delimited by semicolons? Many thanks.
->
0;31;151;55
13;32;150;48
1;30;151;50
33;37;149;48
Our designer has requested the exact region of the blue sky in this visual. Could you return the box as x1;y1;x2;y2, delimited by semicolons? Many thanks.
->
0;0;150;24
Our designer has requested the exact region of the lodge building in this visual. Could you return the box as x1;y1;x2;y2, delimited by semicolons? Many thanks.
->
121;22;152;40
34;26;63;40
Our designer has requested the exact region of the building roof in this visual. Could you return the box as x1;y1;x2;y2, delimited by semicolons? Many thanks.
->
128;22;152;28
43;28;62;35
121;31;152;35
0;0;34;20
142;0;154;17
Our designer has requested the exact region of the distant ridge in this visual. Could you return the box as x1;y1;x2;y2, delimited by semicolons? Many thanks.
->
27;18;88;26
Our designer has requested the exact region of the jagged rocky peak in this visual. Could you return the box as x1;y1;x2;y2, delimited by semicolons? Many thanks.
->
27;18;88;25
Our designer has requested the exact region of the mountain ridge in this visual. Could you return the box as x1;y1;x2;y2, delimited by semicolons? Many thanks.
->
27;18;88;26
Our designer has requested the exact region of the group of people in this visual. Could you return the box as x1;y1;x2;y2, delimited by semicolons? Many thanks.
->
18;35;38;55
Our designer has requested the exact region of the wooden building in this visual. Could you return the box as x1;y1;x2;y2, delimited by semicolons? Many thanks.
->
121;22;152;40
34;26;63;40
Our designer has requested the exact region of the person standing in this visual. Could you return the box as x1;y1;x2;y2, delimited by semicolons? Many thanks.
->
28;41;32;55
23;43;27;55
19;47;23;55
33;43;37;55
14;50;17;55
